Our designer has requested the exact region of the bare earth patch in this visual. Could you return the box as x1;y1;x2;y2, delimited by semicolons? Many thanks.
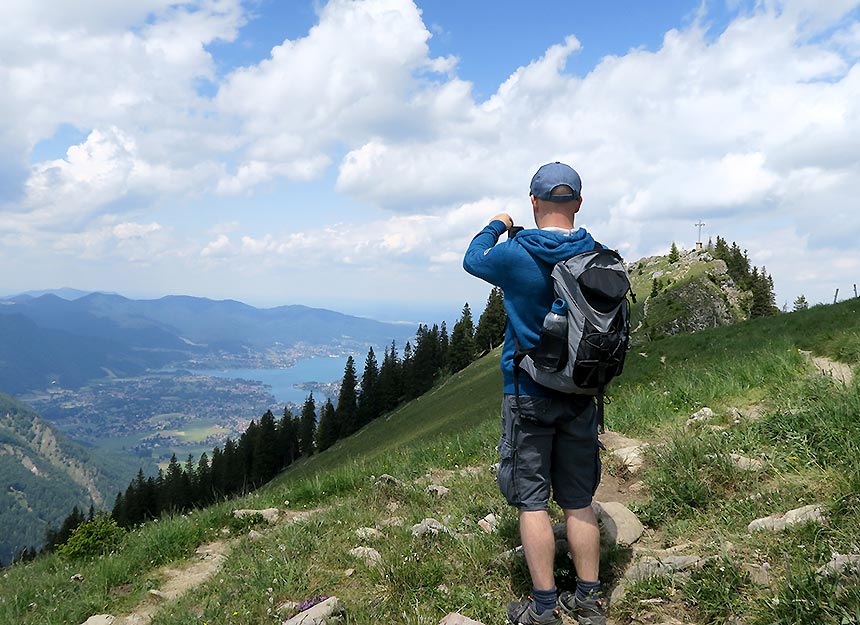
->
811;355;854;386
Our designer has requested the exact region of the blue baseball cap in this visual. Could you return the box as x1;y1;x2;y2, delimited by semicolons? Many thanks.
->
529;162;582;202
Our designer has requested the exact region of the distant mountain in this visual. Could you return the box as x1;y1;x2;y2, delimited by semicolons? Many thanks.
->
0;293;413;395
3;287;102;301
0;392;152;565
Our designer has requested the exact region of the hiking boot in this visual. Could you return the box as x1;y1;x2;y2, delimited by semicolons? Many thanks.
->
557;591;606;625
506;597;563;625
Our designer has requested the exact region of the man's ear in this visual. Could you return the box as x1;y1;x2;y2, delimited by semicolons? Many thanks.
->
531;194;539;214
573;196;583;214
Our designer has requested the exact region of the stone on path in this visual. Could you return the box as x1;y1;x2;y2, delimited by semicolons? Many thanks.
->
411;518;450;538
439;613;486;625
81;617;115;625
816;553;860;578
348;546;382;567
748;504;826;532
233;508;279;523
592;501;645;546
744;562;772;586
282;597;345;625
426;484;450;498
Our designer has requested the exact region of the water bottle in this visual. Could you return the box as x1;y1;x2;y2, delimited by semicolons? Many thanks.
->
533;298;569;372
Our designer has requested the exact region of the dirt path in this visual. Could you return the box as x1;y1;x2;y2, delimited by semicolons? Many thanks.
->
810;355;854;386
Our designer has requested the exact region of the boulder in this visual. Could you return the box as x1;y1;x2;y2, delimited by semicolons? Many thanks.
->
729;454;764;472
233;508;279;524
282;597;345;625
592;501;645;546
348;546;382;567
411;518;450;538
612;445;648;474
748;504;826;532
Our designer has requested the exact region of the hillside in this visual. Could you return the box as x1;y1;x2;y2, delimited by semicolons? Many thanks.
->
627;246;749;342
0;394;154;565
0;300;858;625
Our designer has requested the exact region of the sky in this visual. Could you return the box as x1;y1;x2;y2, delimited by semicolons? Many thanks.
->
1;0;860;323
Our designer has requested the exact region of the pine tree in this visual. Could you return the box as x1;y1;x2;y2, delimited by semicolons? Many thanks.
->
438;321;449;368
448;302;476;372
299;393;317;456
315;398;338;451
668;242;680;263
334;356;359;437
474;287;506;353
401;341;415;399
377;341;402;412
195;452;212;506
252;409;279;484
650;278;660;298
357;346;380;427
793;294;809;311
278;407;300;467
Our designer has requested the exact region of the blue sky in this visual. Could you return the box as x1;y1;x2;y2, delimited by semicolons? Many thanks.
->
2;0;860;324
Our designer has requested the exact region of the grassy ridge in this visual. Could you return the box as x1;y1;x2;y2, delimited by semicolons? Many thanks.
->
0;300;858;625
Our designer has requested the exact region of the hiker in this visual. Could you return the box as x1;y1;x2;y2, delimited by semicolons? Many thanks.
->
463;162;606;625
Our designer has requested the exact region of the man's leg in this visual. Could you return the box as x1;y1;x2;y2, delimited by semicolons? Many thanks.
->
520;509;557;591
564;506;600;582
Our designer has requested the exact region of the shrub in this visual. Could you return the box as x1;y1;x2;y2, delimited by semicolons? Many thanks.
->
56;513;125;559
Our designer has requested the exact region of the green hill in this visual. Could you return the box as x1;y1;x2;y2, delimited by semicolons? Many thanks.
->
0;394;155;565
1;300;858;625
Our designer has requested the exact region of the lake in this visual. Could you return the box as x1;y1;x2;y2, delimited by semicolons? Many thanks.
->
193;355;350;407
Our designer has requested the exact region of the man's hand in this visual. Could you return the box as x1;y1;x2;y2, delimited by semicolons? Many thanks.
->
491;213;513;230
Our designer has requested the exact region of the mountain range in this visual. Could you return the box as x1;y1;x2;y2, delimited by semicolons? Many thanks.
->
0;291;413;395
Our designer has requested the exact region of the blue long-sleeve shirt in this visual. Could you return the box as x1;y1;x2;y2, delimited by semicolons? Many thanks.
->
463;219;598;397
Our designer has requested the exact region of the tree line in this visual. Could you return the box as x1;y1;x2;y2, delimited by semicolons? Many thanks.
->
42;288;507;551
708;236;778;317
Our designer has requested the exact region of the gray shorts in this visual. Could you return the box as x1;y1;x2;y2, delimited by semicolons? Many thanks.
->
496;394;601;511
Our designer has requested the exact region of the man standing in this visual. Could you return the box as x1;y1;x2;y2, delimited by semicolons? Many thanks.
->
463;162;605;625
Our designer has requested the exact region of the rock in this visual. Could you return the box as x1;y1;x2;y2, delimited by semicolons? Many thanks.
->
343;568;354;577
744;563;772;586
233;508;279;523
437;584;451;595
439;613;487;625
816;553;860;578
356;527;383;540
276;601;301;614
282;596;345;625
612;445;649;474
625;555;704;582
592;501;645;546
148;589;168;600
411;518;450;538
458;466;482;477
729;454;764;471
685;407;715;429
478;513;498;533
748;504;826;532
70;573;84;582
377;516;404;528
248;529;263;541
220;528;231;535
426;485;450;498
374;474;405;490
81;617;115;625
349;546;382;567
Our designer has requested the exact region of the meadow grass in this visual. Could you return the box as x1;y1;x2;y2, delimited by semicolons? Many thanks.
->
1;299;858;625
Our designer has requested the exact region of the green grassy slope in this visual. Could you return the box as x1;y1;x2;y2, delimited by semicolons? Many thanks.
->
1;300;858;625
